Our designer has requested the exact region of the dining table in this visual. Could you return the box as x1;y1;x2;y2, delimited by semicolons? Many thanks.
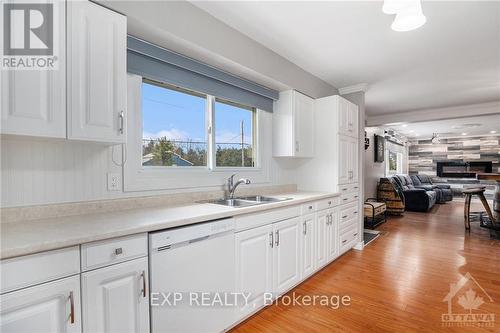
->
476;173;500;224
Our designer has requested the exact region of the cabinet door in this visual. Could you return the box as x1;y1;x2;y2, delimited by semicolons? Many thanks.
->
349;137;359;183
348;102;359;136
67;0;127;143
327;208;339;262
81;257;149;333
273;217;301;295
0;276;81;333
338;98;350;136
315;210;329;268
235;224;273;319
300;213;316;279
294;91;314;157
338;135;351;185
0;1;66;138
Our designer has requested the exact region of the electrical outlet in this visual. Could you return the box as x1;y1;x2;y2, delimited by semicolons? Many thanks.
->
107;173;120;191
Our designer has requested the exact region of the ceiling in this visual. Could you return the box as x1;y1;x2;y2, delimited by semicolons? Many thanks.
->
378;114;500;139
192;1;500;116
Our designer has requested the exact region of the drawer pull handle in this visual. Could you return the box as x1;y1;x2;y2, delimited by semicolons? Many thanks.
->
303;222;307;235
269;232;274;248
354;196;359;198
328;201;332;205
343;198;348;201
354;211;358;214
308;205;313;210
353;233;358;237
342;215;348;219
342;240;347;244
69;291;75;324
275;230;280;246
354;186;358;189
115;248;123;255
342;188;347;191
141;270;147;298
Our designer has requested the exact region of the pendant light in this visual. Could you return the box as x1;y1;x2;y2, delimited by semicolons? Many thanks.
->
383;0;427;32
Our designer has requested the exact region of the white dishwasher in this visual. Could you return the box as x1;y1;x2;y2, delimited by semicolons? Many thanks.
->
149;218;236;333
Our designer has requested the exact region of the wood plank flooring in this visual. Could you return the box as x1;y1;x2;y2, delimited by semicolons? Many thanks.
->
231;201;500;332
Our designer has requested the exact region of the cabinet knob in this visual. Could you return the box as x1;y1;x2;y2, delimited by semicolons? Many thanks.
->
114;248;123;255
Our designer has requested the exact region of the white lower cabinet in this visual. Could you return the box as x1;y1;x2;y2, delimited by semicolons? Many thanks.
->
273;217;301;295
234;224;274;319
0;275;82;333
81;256;149;333
300;213;316;279
327;208;339;261
315;210;329;268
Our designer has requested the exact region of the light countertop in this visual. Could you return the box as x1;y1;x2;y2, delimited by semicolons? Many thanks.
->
1;191;338;259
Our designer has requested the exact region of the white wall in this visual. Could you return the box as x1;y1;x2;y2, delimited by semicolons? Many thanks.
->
0;131;299;207
363;127;410;199
99;0;338;99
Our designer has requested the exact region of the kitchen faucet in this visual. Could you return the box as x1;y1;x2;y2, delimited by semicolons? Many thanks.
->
227;174;251;199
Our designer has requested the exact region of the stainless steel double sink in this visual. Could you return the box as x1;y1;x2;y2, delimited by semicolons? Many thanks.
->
205;195;292;207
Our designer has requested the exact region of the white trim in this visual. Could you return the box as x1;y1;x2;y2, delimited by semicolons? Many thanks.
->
339;83;369;95
123;74;270;192
367;101;500;126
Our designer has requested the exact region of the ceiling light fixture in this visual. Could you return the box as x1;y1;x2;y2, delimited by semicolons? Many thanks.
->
461;133;468;136
383;0;426;32
431;133;439;144
490;130;497;134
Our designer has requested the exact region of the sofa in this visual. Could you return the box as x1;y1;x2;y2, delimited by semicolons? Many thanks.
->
410;174;453;203
390;175;437;212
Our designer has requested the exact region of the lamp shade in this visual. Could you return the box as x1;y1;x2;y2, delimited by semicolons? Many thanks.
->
382;0;413;15
391;1;427;32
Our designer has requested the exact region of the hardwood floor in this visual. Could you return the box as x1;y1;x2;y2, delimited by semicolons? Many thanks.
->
231;201;500;332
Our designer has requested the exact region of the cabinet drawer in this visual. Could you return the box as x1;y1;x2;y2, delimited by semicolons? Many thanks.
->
340;191;360;205
301;202;317;215
339;183;359;194
316;197;339;211
339;204;359;227
1;246;80;294
81;233;147;271
235;206;300;231
339;225;359;254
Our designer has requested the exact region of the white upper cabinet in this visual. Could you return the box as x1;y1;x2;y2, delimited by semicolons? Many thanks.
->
338;97;359;138
0;1;66;138
67;0;127;143
273;90;314;157
0;276;82;333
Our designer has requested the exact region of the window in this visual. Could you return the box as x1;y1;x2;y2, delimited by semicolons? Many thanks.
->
141;80;258;169
387;150;403;174
142;80;207;167
214;99;256;167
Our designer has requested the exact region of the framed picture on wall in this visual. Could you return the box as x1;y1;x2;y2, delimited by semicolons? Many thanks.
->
374;135;385;162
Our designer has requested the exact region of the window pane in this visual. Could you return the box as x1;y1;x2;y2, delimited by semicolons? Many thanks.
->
214;99;255;167
142;81;207;167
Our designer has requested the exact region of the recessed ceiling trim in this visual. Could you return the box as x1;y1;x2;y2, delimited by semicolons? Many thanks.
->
339;83;369;95
367;101;500;126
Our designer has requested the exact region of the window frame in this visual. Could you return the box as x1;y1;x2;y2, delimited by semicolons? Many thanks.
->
141;79;209;170
212;97;259;170
140;79;260;171
124;74;269;192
